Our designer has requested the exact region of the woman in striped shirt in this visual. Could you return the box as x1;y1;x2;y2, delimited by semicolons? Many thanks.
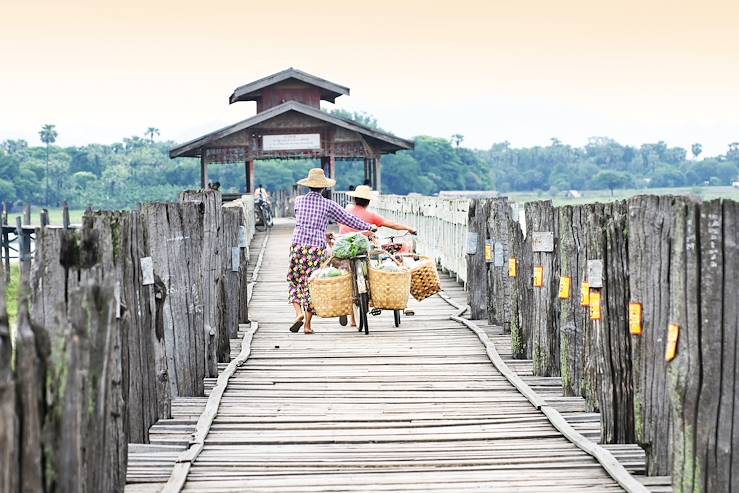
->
288;168;376;334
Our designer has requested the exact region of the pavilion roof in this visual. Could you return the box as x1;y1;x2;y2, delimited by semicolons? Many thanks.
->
169;101;414;158
229;68;350;104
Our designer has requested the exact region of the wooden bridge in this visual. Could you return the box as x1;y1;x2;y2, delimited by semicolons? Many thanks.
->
2;191;735;493
128;223;663;492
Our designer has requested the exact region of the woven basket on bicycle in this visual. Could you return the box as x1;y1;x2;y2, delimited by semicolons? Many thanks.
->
308;261;353;318
404;255;442;301
368;267;411;310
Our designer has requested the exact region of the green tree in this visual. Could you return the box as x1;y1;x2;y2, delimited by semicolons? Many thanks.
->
451;134;464;148
590;170;633;196
691;143;702;160
39;123;58;205
145;127;160;143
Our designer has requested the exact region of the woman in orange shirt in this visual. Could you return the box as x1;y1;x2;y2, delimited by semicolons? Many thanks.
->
338;185;416;236
338;185;417;327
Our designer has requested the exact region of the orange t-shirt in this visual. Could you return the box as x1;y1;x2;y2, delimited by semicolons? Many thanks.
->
338;205;385;234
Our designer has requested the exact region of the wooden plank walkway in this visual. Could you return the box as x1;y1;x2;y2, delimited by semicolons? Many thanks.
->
128;221;671;492
184;223;625;492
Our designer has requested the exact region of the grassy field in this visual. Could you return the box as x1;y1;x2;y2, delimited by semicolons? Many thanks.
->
6;264;19;328
505;186;739;206
6;205;85;226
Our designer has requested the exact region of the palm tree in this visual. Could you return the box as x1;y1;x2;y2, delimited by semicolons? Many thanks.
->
451;134;464;148
39;124;58;205
145;127;160;143
691;143;702;160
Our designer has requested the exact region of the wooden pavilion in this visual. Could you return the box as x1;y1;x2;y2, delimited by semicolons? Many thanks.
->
170;68;414;192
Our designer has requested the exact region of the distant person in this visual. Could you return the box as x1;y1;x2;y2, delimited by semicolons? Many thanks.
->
208;181;221;191
363;178;371;186
348;185;356;191
254;184;269;202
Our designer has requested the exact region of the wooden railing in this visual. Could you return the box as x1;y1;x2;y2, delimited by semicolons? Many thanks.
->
463;194;738;490
372;195;471;282
0;191;255;491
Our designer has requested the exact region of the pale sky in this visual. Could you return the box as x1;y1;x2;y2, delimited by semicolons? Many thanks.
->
1;0;738;155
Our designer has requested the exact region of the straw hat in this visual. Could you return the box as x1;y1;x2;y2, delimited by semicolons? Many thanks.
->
347;185;376;201
297;168;336;188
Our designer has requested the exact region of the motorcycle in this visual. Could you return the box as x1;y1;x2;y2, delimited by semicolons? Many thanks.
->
255;196;274;231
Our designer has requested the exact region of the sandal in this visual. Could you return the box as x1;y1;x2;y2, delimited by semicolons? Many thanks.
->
289;315;305;333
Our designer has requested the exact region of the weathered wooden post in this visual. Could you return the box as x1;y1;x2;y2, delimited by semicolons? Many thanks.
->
526;200;560;376
466;199;488;319
220;205;244;345
0;267;18;493
627;195;673;474
668;198;738;493
179;189;226;371
486;198;513;331
508;203;531;359
142;202;207;397
1;202;9;282
598;201;634;444
43;279;127;492
15;295;45;492
557;204;588;397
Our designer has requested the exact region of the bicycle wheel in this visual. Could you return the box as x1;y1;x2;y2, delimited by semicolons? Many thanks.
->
393;310;401;327
359;292;370;335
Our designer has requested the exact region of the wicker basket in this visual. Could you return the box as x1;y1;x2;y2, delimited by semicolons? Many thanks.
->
309;272;353;318
407;256;442;301
368;267;411;310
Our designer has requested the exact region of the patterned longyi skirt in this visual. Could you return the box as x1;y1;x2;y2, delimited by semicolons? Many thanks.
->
287;243;327;313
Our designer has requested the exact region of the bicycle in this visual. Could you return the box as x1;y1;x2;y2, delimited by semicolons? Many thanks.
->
338;230;417;334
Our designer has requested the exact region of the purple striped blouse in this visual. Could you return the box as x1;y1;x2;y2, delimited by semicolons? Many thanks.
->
291;192;372;247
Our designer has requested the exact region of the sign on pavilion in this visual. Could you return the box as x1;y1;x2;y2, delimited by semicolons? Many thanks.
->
169;68;414;192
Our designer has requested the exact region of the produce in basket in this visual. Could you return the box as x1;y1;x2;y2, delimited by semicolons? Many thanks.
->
376;259;408;272
332;233;371;259
309;266;347;282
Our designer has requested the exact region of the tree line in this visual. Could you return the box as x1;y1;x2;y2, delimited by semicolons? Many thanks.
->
1;119;737;210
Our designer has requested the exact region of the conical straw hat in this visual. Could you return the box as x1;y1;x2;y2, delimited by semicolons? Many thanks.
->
347;185;376;201
297;168;336;188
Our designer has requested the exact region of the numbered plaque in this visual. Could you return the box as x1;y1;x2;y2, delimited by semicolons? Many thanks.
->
493;242;505;267
629;303;643;336
589;289;602;320
466;232;478;255
508;258;517;278
559;276;571;300
141;257;154;286
587;260;604;288
533;266;544;287
532;232;554;252
580;281;590;306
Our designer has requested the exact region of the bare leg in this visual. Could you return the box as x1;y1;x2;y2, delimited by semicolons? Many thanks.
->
304;311;314;334
350;305;357;327
292;302;303;318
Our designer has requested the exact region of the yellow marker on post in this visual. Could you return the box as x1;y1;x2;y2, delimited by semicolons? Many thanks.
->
508;258;517;277
665;323;680;362
629;303;643;336
589;289;601;320
559;276;571;299
533;266;544;287
580;282;590;306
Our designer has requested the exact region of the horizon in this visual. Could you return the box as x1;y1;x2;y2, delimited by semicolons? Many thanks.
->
2;0;738;155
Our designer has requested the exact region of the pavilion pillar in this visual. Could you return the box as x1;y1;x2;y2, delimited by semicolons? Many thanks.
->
200;151;208;189
374;156;382;192
363;158;370;185
328;155;336;181
245;160;255;193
